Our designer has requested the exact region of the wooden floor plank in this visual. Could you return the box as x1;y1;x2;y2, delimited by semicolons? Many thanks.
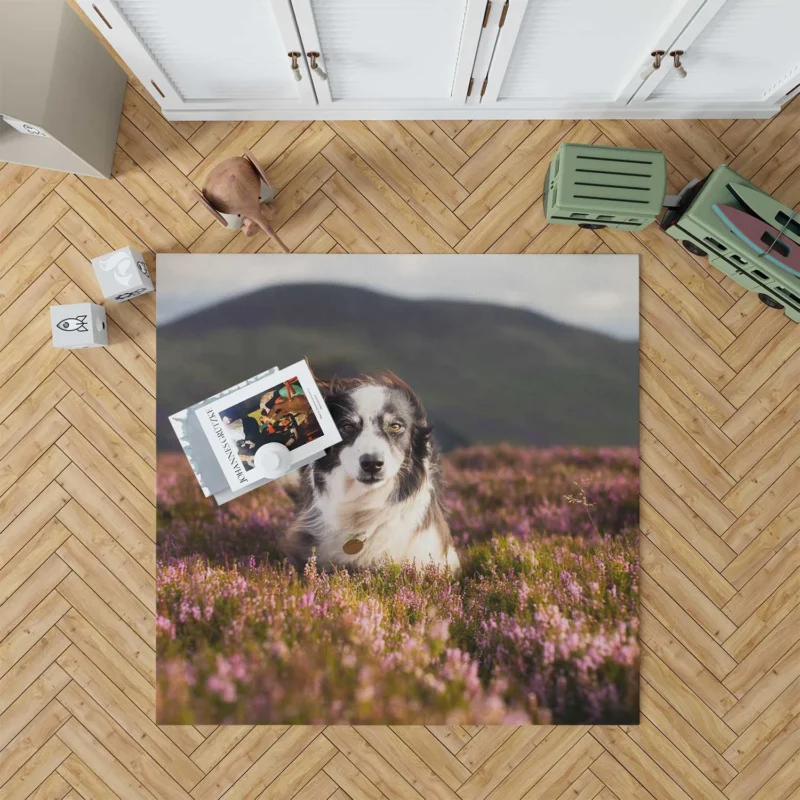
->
327;123;467;247
641;538;736;645
0;163;36;206
0;228;68;317
641;499;735;608
641;613;737;721
121;85;202;175
116;116;199;212
0;169;66;243
322;137;452;253
365;121;469;210
639;681;737;790
399;121;469;175
55;427;154;536
453;121;505;156
58;752;123;799
56;717;157;800
55;464;154;573
111;148;202;249
455;120;586;236
55;357;154;468
57;680;192;799
0;697;71;789
56;573;154;688
263;121;336;192
322;173;417;254
0;193;69;278
724;546;800;641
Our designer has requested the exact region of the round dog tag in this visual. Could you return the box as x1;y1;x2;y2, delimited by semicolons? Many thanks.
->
343;538;364;555
254;442;292;479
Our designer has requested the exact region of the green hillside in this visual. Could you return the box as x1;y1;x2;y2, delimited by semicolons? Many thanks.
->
157;284;638;452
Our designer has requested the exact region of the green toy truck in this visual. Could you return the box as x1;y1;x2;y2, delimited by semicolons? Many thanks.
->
544;143;800;323
659;165;800;323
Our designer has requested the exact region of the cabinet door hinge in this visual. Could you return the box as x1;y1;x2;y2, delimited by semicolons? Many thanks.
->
467;77;474;97
482;0;492;27
480;76;489;97
499;0;509;27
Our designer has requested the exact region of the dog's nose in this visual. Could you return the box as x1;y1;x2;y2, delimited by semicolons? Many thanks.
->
359;455;384;475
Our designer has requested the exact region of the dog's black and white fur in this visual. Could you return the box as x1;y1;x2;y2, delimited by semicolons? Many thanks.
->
281;374;460;573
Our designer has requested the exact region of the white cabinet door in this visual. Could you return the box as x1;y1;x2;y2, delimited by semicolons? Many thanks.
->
478;0;703;109
289;0;487;109
474;0;718;112
633;0;800;108
76;0;316;112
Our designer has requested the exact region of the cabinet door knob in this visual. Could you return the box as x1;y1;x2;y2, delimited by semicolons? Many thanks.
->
307;52;328;81
640;50;665;80
670;50;687;79
288;52;302;81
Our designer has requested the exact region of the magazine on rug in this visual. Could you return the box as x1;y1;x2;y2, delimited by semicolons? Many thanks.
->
194;360;340;490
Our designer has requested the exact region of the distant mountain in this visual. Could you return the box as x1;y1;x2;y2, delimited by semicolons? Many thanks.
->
157;284;638;452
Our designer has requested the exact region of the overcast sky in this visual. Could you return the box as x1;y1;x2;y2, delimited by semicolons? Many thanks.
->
156;254;639;339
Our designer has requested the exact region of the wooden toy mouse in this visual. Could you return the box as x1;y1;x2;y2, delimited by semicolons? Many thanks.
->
196;148;289;253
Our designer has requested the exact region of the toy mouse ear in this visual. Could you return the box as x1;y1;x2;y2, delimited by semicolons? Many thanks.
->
195;190;229;228
243;148;273;190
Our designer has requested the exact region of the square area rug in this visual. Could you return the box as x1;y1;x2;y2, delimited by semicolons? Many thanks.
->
156;254;640;725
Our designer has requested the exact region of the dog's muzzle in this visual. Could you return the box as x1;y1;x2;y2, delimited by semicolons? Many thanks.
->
358;454;384;483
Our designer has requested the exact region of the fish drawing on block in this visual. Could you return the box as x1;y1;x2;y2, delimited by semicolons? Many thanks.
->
56;315;89;333
712;203;800;277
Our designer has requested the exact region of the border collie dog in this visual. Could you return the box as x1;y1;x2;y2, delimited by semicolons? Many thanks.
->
282;373;460;573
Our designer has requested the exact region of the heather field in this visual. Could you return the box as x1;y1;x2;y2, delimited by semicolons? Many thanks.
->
157;445;640;725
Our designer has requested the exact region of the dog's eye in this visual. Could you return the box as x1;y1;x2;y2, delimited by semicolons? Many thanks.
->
388;422;404;432
341;423;355;432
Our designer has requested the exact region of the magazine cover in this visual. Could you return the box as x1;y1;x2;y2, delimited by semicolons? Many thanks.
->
194;360;340;491
156;253;640;726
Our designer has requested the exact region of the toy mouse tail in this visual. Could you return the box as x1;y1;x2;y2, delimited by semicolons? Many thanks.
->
254;213;290;253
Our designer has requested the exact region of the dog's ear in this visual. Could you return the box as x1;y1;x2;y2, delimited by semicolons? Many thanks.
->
411;423;433;462
306;360;333;396
321;376;341;398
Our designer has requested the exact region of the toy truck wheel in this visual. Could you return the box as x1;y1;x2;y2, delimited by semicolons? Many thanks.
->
578;223;606;229
682;240;707;257
758;293;784;310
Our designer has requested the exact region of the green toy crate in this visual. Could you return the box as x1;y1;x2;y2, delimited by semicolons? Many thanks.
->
544;143;667;231
660;164;800;323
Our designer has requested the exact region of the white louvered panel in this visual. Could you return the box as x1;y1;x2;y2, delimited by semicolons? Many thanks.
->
651;0;800;101
498;0;684;101
113;0;296;101
308;0;469;100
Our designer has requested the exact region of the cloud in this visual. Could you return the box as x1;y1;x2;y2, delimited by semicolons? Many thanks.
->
157;254;639;339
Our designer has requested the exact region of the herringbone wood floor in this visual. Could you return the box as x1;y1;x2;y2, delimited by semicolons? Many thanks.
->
2;66;800;799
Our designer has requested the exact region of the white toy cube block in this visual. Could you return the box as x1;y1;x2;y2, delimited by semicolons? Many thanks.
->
51;303;108;349
91;246;154;302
